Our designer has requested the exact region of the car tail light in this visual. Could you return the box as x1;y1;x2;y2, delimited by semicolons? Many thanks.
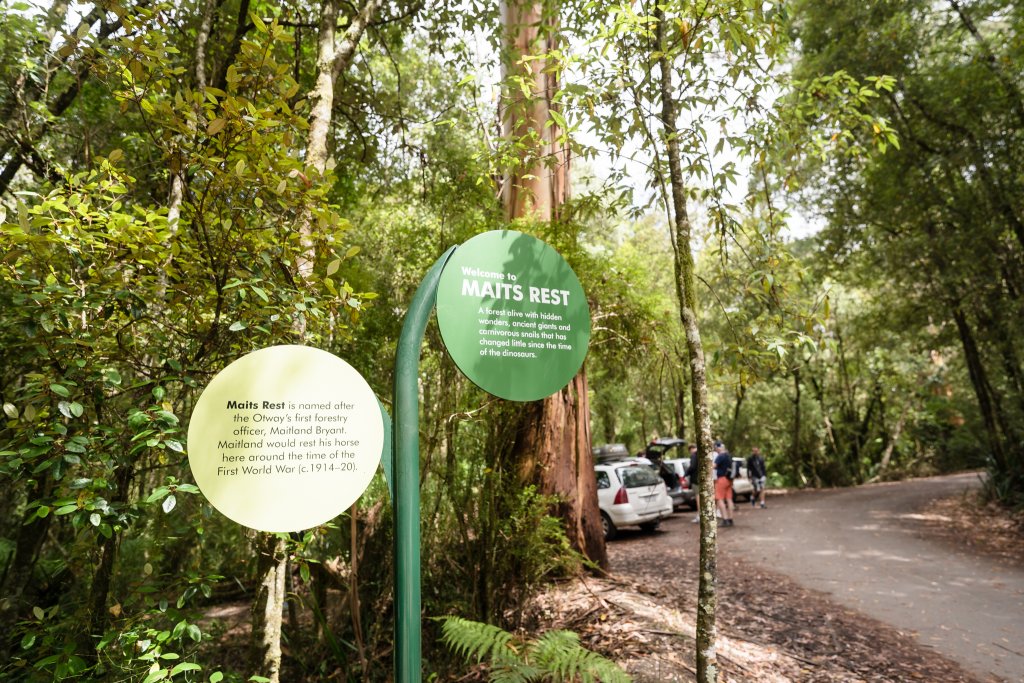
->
613;487;629;505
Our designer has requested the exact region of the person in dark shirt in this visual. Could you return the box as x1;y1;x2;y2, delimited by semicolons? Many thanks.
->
747;446;768;508
713;441;735;526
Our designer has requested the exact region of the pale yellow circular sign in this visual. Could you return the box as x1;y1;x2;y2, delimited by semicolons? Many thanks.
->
187;345;383;532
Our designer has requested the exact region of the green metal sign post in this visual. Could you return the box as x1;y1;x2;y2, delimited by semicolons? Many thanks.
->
391;231;590;682
393;247;455;683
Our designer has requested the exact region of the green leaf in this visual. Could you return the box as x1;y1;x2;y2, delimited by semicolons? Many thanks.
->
207;118;226;135
162;495;177;513
228;321;247;332
210;672;224;683
32;606;45;620
250;11;268;33
3;403;18;419
326;259;341;277
50;384;70;397
186;624;202;642
20;633;35;649
147;486;170;503
142;669;169;683
170;662;202;676
70;402;84;417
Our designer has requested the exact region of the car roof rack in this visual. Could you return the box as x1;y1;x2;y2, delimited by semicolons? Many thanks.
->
592;443;633;463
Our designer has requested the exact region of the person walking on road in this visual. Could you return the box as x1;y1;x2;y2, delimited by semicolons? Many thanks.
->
713;441;735;526
747;446;768;508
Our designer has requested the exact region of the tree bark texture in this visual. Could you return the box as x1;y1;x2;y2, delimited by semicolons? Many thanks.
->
248;0;386;676
0;478;54;658
512;373;606;567
500;0;605;569
951;306;1010;472
251;534;288;683
499;0;569;221
654;9;718;681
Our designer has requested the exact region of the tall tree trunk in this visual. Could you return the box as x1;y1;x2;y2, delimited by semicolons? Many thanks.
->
248;1;384;678
727;385;746;448
952;306;1009;472
511;373;604;564
500;0;606;569
83;465;134;658
792;368;806;484
252;534;288;682
498;0;568;220
654;9;718;681
0;477;54;658
875;404;908;479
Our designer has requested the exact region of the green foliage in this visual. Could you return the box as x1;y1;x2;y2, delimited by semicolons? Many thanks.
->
439;616;631;683
783;0;1024;498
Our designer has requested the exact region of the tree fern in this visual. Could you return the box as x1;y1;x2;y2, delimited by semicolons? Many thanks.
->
438;616;631;683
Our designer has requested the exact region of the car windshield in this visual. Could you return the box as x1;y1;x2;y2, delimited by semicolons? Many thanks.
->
619;465;660;488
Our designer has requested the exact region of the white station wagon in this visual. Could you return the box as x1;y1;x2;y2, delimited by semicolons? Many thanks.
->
595;459;673;540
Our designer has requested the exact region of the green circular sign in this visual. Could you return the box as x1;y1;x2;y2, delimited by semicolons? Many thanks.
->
436;230;590;401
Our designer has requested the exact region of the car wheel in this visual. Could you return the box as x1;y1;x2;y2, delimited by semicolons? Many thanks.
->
601;512;616;541
639;521;660;533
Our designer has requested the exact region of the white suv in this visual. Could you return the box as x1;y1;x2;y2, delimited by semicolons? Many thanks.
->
595;460;673;540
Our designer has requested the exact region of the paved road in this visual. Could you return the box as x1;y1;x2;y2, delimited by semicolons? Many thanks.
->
715;473;1023;682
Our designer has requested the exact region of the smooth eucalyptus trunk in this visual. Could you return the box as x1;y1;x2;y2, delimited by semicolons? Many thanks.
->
500;0;605;569
252;534;288;683
654;9;718;681
792;368;803;480
249;0;383;676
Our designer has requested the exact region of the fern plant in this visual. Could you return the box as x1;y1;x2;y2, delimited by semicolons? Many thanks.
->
438;616;632;683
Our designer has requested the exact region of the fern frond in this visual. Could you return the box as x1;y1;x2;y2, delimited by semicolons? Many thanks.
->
438;616;631;683
439;616;519;666
526;629;631;683
490;663;541;683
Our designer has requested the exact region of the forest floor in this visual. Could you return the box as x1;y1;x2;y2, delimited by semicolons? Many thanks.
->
515;489;1023;683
